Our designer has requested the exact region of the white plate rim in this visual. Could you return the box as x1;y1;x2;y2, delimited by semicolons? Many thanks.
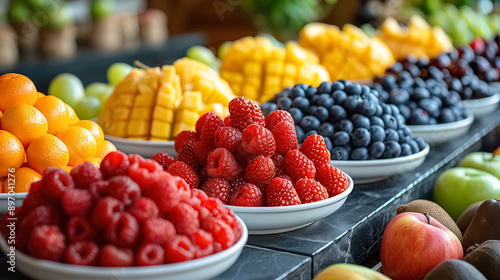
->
104;135;175;147
461;92;500;107
330;144;430;167
408;111;474;132
0;192;28;198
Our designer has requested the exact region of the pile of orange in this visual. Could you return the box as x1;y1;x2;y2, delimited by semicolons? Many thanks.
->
0;73;117;193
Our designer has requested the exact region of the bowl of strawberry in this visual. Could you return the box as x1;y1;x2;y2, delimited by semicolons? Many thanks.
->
151;97;354;235
0;152;247;280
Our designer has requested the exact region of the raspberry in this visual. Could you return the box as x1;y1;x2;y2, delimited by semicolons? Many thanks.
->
266;178;301;206
244;155;275;185
91;197;124;228
127;154;145;165
104;212;140;248
88;180;109;202
195;113;216;138
99;245;134;267
173;174;192;202
191;188;209;202
66;216;97;243
229;173;246;194
193;140;217;166
166;161;200;189
234;146;257;164
164;236;195;264
295;178;329;203
201;178;231;205
28;225;66;262
206;148;238;179
176;142;200;171
272;121;299;154
224;115;231;126
202;217;235;252
144;176;180;213
18;180;48;218
284;150;316;181
62;189;92;216
265;110;294;131
20;204;63;230
271;153;286;176
229;97;265;131
41;167;75;204
70;161;102;190
128;160;163;191
230;183;263;206
214;127;242;152
100;151;130;179
315;164;349;197
299;134;331;168
65;241;99;266
167;202;200;236
199;112;224;142
175;130;197;153
276;174;293;183
190;230;214;259
143;218;176;245
137;244;164;266
198;167;210;186
127;197;159;222
241;124;276;156
152;152;175;171
107;176;141;205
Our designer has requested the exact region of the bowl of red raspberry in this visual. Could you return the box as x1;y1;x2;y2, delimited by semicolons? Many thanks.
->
104;135;176;158
0;153;247;280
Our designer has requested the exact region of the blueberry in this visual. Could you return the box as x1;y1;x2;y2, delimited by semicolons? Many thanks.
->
319;123;335;138
431;96;442;108
429;118;437;125
305;130;319;139
344;144;353;153
375;104;383;116
305;86;317;99
408;140;419;153
411;87;431;101
300;116;321;132
272;92;286;103
385;128;399;142
323;137;333;151
382;114;398;130
382;104;392;115
441;91;461;107
418;99;439;118
409;108;430;125
332;90;347;104
332;81;345;91
413;77;426;88
318;81;332;94
356;100;378;117
345;83;362;95
315;94;335;108
290;87;306;99
296;83;308;90
351;114;370;129
396;115;406;127
334;120;353;134
389;88;410;105
289;108;303;124
313;106;329;122
277;97;292;110
370;141;385;159
378;90;389;103
408;101;418;110
381;141;401;158
281;87;292;96
389;105;400;117
437;108;456;123
292;97;310;112
397;128;411;143
449;106;462;120
361;85;371;95
338;79;350;85
398;104;411;120
381;75;397;91
331;146;349;160
370;116;384;128
400;143;412;156
343;96;361;114
332;131;350;146
351;128;371;148
414;137;427;151
328;105;347;123
370;125;385;142
306;106;318;115
261;102;277;117
350;148;369;160
296;126;305;143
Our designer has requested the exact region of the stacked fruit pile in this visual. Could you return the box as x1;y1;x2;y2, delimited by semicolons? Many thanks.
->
219;36;330;103
152;97;350;207
99;58;235;141
298;23;395;81
0;153;242;266
0;73;116;193
260;81;428;160
462;38;500;84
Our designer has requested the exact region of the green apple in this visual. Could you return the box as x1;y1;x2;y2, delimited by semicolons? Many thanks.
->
48;73;85;108
90;0;115;20
314;263;390;280
107;62;133;86
47;4;73;28
434;167;500;220
74;96;101;120
7;1;33;24
459;152;500;180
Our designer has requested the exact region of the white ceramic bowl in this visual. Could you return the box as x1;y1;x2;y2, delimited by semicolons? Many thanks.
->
0;216;247;280
331;145;430;184
408;112;474;145
0;193;27;214
227;173;353;235
104;135;176;158
460;93;500;118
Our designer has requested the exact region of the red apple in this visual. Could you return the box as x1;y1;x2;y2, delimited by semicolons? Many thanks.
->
380;212;463;280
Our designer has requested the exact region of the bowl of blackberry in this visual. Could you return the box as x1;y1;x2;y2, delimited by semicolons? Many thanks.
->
261;81;430;183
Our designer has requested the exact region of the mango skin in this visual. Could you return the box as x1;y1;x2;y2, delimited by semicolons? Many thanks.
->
314;264;390;280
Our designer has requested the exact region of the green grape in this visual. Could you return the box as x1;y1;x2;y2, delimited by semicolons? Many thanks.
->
74;96;102;120
107;63;133;86
99;86;114;105
444;4;459;19
478;14;493;40
488;15;500;35
450;19;474;46
186;46;217;67
7;1;32;24
48;73;85;108
360;23;375;37
91;0;115;20
85;82;109;99
218;41;233;59
47;4;73;27
429;12;450;33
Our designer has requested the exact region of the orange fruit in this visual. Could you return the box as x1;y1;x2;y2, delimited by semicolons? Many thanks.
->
1;103;48;148
72;120;104;149
494;146;500;156
34;96;70;135
12;167;41;193
27;134;70;174
66;103;80;125
1;177;5;193
0;110;3;127
0;130;25;177
89;157;101;168
62;166;73;173
0;73;37;113
95;140;117;159
57;127;97;166
37;92;45;99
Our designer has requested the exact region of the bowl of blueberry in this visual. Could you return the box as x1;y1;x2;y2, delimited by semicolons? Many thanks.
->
261;80;430;183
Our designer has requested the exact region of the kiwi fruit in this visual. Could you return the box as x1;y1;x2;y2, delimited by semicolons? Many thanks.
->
456;201;484;235
423;259;486;280
462;200;500;251
464;240;500;280
397;199;462;241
